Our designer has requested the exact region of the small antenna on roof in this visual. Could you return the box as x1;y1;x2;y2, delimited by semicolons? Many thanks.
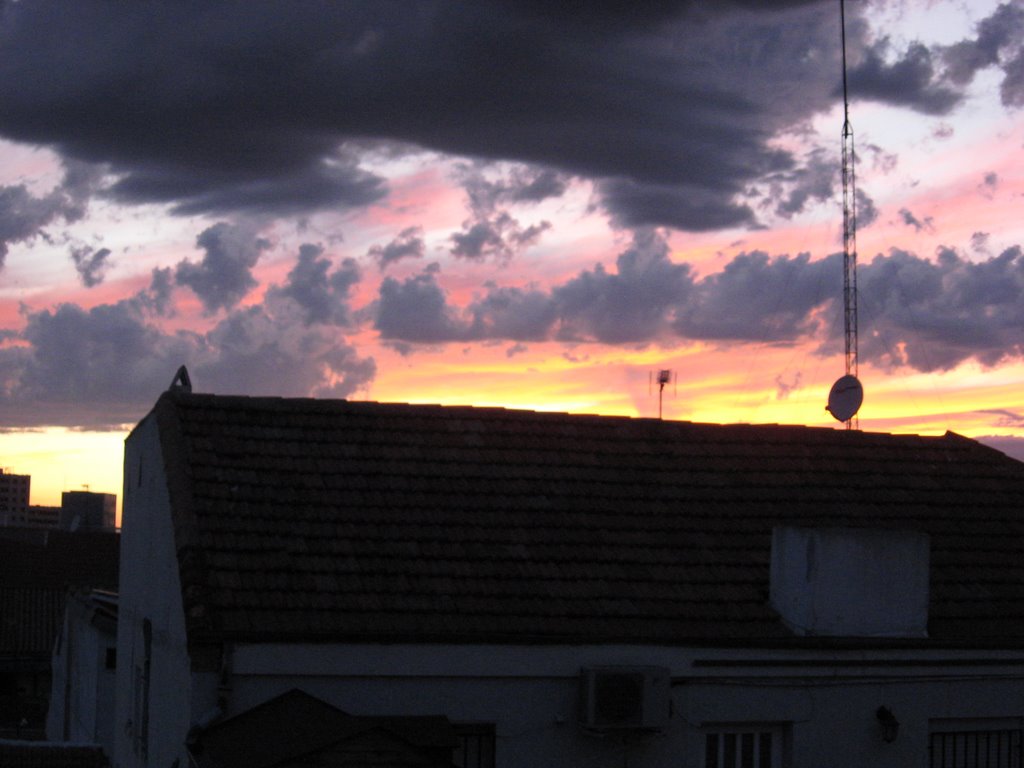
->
649;369;676;420
169;365;192;393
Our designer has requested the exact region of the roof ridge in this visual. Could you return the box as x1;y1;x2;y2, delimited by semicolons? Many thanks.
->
152;390;965;441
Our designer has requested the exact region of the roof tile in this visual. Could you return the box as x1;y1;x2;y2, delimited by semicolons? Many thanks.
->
143;392;1024;646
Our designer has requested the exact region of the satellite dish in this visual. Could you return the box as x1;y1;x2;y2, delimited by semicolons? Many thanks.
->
826;374;863;422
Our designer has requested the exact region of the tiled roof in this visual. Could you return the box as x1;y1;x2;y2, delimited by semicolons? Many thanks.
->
0;532;119;657
147;392;1024;646
0;531;119;591
0;588;65;656
0;741;108;768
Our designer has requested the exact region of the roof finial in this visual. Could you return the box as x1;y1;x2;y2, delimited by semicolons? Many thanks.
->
169;365;192;393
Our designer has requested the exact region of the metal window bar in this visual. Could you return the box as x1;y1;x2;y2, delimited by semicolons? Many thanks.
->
453;724;496;768
706;730;776;768
930;729;1022;768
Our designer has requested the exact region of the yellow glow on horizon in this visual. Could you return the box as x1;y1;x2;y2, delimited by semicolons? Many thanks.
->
0;350;1020;534
0;428;125;513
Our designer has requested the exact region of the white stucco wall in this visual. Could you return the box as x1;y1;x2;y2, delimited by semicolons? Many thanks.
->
223;642;1024;768
114;414;194;768
45;604;116;754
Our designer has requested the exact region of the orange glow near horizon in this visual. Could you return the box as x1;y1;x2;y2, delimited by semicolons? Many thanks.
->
3;343;1023;519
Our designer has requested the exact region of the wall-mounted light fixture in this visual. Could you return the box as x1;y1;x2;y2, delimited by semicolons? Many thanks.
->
876;706;899;743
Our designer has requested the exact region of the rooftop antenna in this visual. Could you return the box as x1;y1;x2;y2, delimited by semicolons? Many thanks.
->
826;0;864;429
649;369;676;419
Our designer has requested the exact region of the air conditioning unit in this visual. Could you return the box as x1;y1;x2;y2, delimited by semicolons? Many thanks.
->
579;666;670;732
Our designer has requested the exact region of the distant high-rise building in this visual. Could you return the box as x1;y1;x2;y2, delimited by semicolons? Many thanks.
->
0;469;30;527
27;505;61;529
60;491;117;532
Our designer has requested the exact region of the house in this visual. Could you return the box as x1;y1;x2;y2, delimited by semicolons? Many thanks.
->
115;389;1024;768
0;529;119;739
46;588;118;756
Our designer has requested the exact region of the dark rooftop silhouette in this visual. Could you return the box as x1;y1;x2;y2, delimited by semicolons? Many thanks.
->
141;391;1024;647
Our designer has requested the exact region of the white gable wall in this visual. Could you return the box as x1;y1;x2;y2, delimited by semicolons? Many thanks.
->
45;600;116;752
114;414;194;768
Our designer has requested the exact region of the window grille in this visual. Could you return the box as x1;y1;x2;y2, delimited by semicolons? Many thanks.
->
704;725;783;768
452;723;495;768
930;728;1022;768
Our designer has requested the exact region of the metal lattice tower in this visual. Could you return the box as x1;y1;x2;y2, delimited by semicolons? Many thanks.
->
840;0;859;427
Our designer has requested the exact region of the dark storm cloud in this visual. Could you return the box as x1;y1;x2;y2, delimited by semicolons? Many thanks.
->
941;2;1024;106
898;208;933;233
137;153;388;218
1;1;1005;232
0;283;375;428
0;299;199;427
673;250;837;342
858;246;1024;371
855;189;878;228
450;221;506;261
70;245;112;287
0;0;889;233
375;264;469;343
375;231;1024;375
368;227;425;269
174;222;269;314
0;184;60;265
449;213;551;261
553;231;696;343
766;149;836;218
469;284;560;341
449;166;556;261
846;41;962;115
377;232;696;344
1001;50;1024;106
457;165;568;215
142;267;176;317
0;161;100;268
268;243;362;326
194;304;375;399
378;231;832;346
598;179;758;231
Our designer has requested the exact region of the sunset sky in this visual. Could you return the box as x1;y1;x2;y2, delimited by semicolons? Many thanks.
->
2;0;1024;511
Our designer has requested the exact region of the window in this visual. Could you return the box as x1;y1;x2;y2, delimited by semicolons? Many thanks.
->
452;723;495;768
930;719;1023;768
704;725;784;768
